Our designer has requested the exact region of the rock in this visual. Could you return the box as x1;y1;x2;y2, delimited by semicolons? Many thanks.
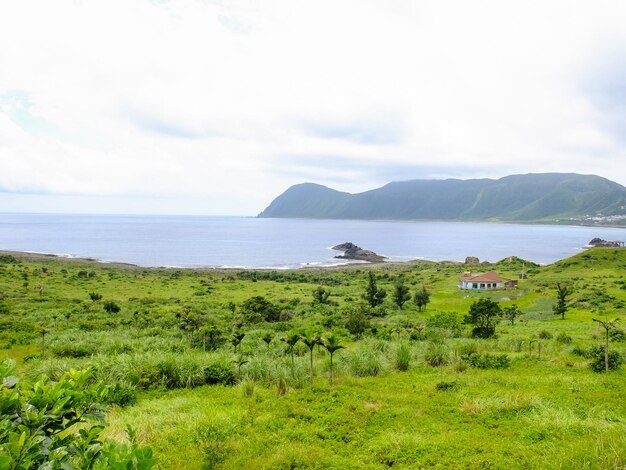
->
588;238;623;248
465;256;480;265
332;242;386;263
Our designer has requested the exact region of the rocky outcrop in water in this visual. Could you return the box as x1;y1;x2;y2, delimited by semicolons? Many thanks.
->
588;238;624;248
331;242;386;263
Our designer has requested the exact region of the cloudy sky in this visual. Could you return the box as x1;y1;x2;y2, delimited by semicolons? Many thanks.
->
1;0;625;215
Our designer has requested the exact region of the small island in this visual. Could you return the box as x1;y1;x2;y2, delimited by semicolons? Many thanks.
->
331;242;387;263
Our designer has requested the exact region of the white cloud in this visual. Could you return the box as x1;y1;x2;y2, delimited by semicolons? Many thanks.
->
1;0;626;214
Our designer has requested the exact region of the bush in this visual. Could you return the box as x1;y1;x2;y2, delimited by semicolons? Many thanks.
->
426;312;463;337
462;353;510;369
588;345;623;372
204;359;236;385
107;381;138;407
0;360;155;468
103;300;121;313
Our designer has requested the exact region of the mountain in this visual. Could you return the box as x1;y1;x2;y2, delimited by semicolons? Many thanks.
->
258;173;626;223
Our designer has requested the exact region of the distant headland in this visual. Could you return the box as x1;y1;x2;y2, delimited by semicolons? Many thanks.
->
258;173;626;226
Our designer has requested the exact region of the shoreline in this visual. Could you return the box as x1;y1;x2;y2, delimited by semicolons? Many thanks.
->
0;249;443;272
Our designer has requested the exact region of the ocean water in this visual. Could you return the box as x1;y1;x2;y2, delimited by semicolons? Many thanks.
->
0;213;623;268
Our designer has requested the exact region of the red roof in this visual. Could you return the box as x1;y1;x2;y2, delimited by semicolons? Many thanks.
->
460;270;502;283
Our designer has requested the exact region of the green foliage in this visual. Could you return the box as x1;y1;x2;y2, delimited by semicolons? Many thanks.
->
462;353;511;369
240;296;281;323
344;305;371;340
413;286;430;311
424;341;450;369
588;345;623;372
392;279;411;309
435;381;460;391
103;300;121;314
363;272;386;308
426;311;463;337
395;343;410;371
538;330;553;340
553;282;573;320
464;298;502;338
89;292;103;301
0;360;155;469
312;286;331;304
502;304;523;325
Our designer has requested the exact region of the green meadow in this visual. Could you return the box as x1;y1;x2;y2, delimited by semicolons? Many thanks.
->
1;248;625;469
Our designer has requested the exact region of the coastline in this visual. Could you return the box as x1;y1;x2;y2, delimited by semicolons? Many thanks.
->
0;249;440;272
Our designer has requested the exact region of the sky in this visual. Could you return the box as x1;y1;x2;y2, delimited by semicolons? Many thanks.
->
1;0;626;216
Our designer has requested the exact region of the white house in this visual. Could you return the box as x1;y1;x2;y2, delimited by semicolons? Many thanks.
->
459;270;503;290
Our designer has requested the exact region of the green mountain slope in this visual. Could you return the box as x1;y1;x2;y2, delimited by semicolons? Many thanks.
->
258;173;626;222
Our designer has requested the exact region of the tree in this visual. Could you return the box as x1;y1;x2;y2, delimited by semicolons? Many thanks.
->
463;298;502;338
503;304;524;325
363;272;386;308
178;308;202;345
321;334;344;385
392;279;411;310
200;325;224;352
312;286;331;304
553;283;573;320
344;306;370;340
230;331;245;354
240;296;281;323
300;331;320;386
413;286;430;312
592;317;620;372
281;331;300;367
0;361;156;469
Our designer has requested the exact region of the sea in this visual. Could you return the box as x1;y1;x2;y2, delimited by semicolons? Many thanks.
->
0;213;623;269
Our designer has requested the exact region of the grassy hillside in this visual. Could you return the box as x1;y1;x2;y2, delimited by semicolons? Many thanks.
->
0;249;625;468
258;173;626;224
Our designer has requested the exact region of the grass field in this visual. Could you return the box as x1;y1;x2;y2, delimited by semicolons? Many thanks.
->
1;248;625;468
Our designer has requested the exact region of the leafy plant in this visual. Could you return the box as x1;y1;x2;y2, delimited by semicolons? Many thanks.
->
322;334;344;385
363;272;386;308
0;360;155;469
413;286;430;311
553;282;573;320
464;298;502;338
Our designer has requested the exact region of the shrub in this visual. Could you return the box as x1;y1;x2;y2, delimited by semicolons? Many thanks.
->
204;358;236;385
426;311;463;337
107;381;138;407
588;345;623;372
103;300;121;314
240;296;281;323
0;360;155;468
462;353;510;369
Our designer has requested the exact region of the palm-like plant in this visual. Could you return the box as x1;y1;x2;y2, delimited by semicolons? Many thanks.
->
230;331;245;354
261;331;274;351
281;331;300;366
321;334;344;385
300;331;320;385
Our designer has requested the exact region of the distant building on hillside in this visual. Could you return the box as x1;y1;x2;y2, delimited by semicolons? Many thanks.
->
459;270;506;290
